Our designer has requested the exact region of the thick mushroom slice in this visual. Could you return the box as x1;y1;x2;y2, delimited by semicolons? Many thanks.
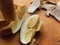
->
42;1;60;21
20;15;43;44
11;4;26;34
28;0;41;13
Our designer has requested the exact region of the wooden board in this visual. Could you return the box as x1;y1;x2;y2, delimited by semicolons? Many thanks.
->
0;0;60;45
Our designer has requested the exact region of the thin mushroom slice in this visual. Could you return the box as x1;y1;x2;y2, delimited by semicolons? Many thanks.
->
20;15;43;44
51;1;60;21
56;1;60;10
36;20;43;31
42;4;56;16
10;15;24;34
42;2;60;21
50;2;60;21
28;0;41;13
11;5;26;34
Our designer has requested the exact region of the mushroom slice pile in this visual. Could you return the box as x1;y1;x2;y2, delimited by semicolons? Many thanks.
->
42;1;60;21
20;15;43;44
28;0;41;13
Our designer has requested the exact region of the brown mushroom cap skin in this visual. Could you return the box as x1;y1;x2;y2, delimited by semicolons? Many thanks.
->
0;0;16;22
0;28;12;35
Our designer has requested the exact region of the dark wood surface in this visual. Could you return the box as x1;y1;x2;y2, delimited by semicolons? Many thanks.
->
0;0;60;45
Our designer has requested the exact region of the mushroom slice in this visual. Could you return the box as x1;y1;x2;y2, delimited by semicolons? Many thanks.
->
20;15;43;44
10;5;26;34
42;2;60;21
0;4;26;34
10;15;24;34
42;4;56;16
28;0;41;13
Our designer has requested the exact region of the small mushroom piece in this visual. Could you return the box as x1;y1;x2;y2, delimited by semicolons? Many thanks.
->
42;1;60;21
28;0;41;13
20;15;43;44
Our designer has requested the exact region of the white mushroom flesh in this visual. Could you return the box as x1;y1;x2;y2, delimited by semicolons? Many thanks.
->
42;1;60;21
28;0;41;13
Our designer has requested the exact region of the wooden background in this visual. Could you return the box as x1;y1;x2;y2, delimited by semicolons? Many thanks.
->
0;0;60;45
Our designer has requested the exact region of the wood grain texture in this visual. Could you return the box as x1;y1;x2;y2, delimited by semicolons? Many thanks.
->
0;0;60;45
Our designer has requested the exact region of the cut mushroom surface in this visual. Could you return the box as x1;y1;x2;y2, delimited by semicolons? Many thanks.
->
42;1;60;21
20;15;43;44
28;0;41;13
11;5;26;34
0;4;26;34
